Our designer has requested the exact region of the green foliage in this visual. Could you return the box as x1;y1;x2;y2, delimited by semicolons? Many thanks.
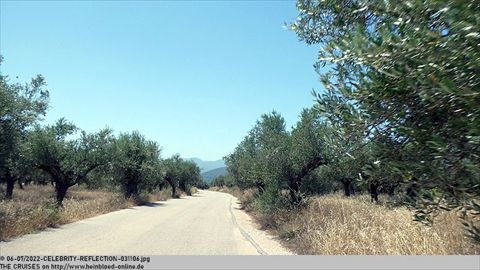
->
29;119;114;205
0;58;49;198
287;108;331;203
252;182;288;215
163;154;202;196
42;200;61;225
289;108;329;173
300;166;339;196
224;111;290;191
179;160;202;195
225;109;332;206
84;165;116;190
210;174;234;188
293;0;480;240
111;131;161;198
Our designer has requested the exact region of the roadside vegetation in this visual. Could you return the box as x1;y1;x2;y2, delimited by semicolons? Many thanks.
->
0;184;193;241
212;186;478;254
1;0;479;255
0;55;207;240
210;0;480;255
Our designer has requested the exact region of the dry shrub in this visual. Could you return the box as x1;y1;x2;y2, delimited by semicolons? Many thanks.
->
210;186;238;196
0;185;178;241
209;186;257;211
1;185;61;240
1;184;54;204
209;186;220;192
238;188;257;211
285;193;480;255
145;188;174;202
226;186;243;199
212;187;479;254
60;190;129;224
0;198;60;239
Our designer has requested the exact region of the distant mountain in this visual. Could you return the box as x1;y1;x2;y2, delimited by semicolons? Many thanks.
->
187;158;226;173
201;167;228;183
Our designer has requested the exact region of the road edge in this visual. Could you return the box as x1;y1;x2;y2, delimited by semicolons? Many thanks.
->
228;196;268;255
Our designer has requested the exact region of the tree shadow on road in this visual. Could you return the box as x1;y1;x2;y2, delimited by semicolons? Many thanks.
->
139;202;165;207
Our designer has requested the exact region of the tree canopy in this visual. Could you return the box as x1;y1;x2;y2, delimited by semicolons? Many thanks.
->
0;58;49;198
291;0;480;239
29;119;114;205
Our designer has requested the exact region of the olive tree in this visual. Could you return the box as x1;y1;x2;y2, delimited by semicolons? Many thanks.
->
224;135;261;190
29;118;113;206
0;59;49;199
225;110;332;205
287;108;330;203
163;154;202;197
112;131;161;199
225;111;290;192
178;160;202;194
293;0;480;238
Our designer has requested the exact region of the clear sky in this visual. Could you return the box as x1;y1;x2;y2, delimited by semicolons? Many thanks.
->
0;0;323;161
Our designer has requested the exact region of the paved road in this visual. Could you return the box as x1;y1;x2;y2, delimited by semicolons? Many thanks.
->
0;190;292;255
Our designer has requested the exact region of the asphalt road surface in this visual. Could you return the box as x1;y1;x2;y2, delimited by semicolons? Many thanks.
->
0;190;293;255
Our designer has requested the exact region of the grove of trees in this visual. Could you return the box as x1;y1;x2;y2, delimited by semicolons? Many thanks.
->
219;0;479;242
0;57;204;206
1;0;478;244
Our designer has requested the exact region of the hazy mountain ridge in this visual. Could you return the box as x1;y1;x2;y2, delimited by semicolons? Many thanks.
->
187;158;226;173
201;167;228;183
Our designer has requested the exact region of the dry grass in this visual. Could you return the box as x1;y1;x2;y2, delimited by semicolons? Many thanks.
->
0;185;131;241
281;194;480;255
60;189;134;224
209;186;256;209
0;185;181;241
214;187;480;255
145;187;177;202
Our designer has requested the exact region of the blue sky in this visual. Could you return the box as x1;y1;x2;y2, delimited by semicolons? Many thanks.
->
0;0;323;161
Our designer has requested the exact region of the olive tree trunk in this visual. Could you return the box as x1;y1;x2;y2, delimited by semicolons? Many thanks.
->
369;183;379;203
5;168;14;200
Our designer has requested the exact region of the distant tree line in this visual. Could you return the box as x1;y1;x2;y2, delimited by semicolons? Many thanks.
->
215;0;479;242
0;56;204;206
